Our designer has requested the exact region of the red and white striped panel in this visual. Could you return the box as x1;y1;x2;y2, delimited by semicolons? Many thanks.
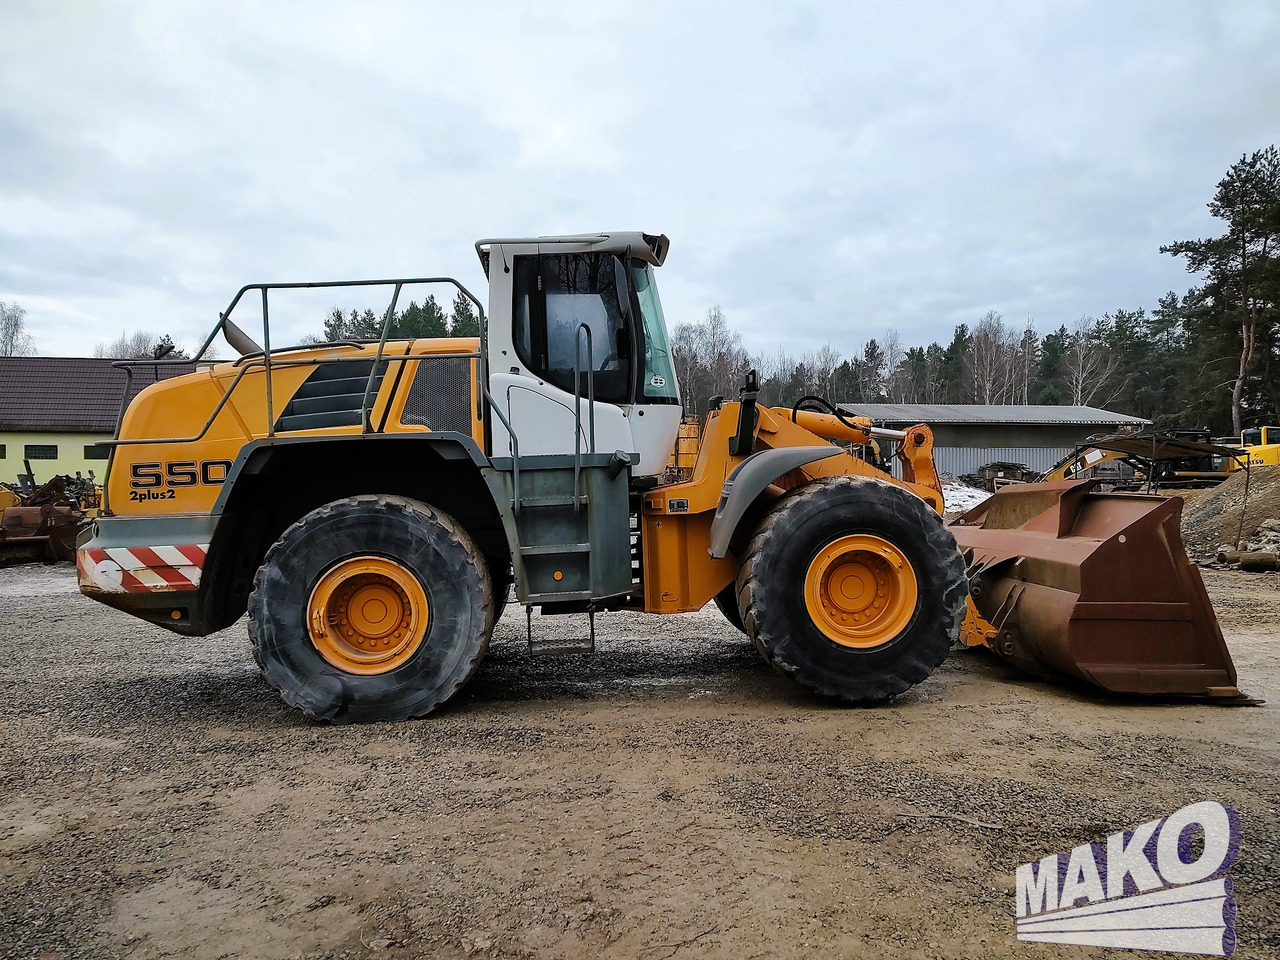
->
77;543;210;594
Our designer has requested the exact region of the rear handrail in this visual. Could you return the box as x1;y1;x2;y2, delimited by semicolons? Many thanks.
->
108;276;488;442
572;323;596;513
104;349;480;449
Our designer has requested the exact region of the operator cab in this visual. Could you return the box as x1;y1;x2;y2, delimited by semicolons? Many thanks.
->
1241;426;1280;446
477;232;682;478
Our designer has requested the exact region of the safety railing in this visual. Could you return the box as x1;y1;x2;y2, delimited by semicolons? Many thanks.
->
105;276;488;449
484;385;523;516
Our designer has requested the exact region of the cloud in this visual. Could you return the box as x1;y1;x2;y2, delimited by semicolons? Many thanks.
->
0;1;1277;362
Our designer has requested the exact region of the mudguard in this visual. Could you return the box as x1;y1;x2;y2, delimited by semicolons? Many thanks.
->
707;445;842;559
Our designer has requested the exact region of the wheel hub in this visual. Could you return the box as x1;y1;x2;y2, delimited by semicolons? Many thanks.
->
307;556;429;674
804;534;918;648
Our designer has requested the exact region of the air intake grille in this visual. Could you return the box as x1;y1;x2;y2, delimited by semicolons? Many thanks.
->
275;359;388;433
401;356;473;433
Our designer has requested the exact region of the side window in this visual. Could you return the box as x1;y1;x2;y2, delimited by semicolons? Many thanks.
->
512;256;543;372
512;253;631;403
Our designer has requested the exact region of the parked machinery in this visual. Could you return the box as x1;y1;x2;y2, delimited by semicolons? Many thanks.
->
1231;425;1280;469
1;463;97;566
75;231;1246;720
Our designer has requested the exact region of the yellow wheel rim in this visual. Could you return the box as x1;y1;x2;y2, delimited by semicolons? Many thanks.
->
803;534;918;649
307;556;429;675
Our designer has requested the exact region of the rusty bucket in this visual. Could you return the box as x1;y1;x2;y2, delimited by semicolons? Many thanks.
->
948;480;1247;701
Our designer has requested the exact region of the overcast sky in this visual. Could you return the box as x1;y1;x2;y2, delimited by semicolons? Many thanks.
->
2;1;1277;360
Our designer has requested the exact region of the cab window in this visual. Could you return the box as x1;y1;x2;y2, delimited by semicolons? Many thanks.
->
512;254;631;403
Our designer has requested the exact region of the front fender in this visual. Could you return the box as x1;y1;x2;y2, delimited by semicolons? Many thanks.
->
707;445;842;559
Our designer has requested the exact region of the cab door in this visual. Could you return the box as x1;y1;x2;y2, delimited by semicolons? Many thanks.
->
488;250;634;460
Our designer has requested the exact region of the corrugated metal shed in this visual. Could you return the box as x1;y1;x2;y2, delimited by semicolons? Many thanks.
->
0;357;198;433
933;446;1066;476
837;403;1149;426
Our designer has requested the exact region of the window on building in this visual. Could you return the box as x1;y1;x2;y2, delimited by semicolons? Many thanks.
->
84;444;111;460
0;443;6;459
24;444;58;460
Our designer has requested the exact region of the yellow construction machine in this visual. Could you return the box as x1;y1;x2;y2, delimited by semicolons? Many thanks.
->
77;232;1246;721
1230;425;1280;469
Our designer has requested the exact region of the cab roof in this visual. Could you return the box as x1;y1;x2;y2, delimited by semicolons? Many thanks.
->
475;231;668;277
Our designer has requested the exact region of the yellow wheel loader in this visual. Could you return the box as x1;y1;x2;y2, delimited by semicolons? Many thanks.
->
77;232;1246;721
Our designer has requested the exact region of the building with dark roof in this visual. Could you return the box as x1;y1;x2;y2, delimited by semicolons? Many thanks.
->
0;357;197;484
837;403;1151;477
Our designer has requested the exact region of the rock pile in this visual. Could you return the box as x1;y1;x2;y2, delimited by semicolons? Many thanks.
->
1181;464;1280;562
1214;518;1280;571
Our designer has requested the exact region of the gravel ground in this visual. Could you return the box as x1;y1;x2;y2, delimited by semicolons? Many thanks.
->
2;563;1278;960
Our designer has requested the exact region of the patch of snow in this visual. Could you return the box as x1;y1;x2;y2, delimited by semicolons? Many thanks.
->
941;480;990;515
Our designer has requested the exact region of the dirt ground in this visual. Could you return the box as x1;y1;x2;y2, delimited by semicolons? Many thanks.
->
2;563;1278;960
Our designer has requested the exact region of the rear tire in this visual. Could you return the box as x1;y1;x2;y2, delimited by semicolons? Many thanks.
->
738;477;966;703
249;495;493;723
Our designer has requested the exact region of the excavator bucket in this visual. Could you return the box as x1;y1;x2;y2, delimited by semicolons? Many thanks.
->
948;479;1250;701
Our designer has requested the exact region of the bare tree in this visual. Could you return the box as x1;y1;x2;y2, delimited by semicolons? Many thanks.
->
802;343;842;398
967;311;1013;403
94;330;193;360
671;305;751;414
880;328;911;401
0;301;36;356
1062;316;1121;406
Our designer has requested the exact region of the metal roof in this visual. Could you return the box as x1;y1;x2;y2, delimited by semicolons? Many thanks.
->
1081;433;1243;462
836;403;1150;426
0;357;198;434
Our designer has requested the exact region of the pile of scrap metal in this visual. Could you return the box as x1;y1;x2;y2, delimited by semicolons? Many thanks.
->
959;461;1043;492
0;465;100;566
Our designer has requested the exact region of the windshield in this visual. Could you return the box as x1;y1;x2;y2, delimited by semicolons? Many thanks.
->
630;261;680;404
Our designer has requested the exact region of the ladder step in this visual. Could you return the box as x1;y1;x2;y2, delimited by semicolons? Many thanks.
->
524;590;594;602
526;606;595;656
519;542;591;556
516;495;590;508
528;638;595;656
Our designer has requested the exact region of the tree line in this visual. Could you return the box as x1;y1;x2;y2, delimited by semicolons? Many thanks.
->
3;147;1276;436
318;292;480;342
85;292;482;358
673;146;1280;436
675;305;1163;416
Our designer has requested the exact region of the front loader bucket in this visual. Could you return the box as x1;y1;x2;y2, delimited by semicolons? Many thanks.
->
948;480;1246;700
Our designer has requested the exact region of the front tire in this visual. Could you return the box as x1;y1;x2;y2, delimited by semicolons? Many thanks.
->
248;495;493;723
738;477;966;703
713;582;745;633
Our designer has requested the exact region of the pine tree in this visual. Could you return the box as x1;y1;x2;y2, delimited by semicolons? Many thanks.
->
421;295;449;337
1163;145;1280;433
392;296;449;339
323;307;349;341
449;293;480;337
